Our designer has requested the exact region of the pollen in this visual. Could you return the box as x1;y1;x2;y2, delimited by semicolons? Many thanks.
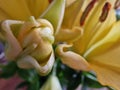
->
80;0;98;26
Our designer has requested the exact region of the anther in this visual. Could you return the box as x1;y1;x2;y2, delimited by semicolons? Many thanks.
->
49;0;53;3
99;2;111;22
114;0;120;9
80;0;98;26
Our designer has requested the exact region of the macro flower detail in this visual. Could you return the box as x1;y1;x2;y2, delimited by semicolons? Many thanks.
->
56;0;120;89
0;0;65;75
40;75;62;90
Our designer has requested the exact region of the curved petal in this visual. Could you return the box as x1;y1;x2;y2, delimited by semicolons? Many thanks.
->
55;26;83;43
41;0;65;34
87;33;120;90
55;44;91;71
1;20;23;60
17;51;55;76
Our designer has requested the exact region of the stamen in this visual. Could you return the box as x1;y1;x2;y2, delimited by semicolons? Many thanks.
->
99;2;111;22
80;0;98;26
114;0;120;9
48;0;53;3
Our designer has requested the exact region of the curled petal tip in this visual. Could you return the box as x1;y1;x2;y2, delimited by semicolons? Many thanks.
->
17;51;54;76
55;44;91;71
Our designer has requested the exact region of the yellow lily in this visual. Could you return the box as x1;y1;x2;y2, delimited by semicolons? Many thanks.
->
56;0;120;89
0;0;65;75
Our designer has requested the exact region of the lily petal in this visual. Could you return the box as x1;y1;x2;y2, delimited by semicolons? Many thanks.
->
90;58;120;90
55;26;83;43
0;0;31;20
25;0;49;18
55;44;91;71
41;0;65;34
84;21;120;57
62;0;84;28
17;51;55;76
1;20;23;60
73;0;116;54
0;0;49;20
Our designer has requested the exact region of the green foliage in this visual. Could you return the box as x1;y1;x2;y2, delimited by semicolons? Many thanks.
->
0;61;18;78
0;59;110;90
17;69;40;90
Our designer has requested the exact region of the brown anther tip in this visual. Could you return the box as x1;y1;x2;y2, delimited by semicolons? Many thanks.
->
114;0;120;9
99;2;111;22
80;0;98;26
48;0;53;3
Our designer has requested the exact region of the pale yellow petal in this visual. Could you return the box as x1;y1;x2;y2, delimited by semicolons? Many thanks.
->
1;20;22;60
55;44;91;71
87;36;120;90
17;51;55;76
90;62;120;90
41;0;65;35
55;26;83;43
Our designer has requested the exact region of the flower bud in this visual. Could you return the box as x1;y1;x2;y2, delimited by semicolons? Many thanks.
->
40;75;62;90
0;17;55;75
16;17;55;75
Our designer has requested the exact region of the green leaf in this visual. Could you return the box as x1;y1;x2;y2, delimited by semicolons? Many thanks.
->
41;0;65;34
17;69;38;83
56;60;82;90
0;61;17;78
27;80;40;90
83;72;104;88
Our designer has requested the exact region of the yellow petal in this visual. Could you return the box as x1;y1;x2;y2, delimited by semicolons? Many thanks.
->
55;44;91;71
87;34;120;90
84;21;120;57
24;0;49;18
0;0;49;20
62;0;84;28
73;0;116;54
0;9;10;19
1;20;22;60
87;9;116;49
55;26;83;43
0;0;31;20
41;0;65;35
90;62;120;90
17;51;55;76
